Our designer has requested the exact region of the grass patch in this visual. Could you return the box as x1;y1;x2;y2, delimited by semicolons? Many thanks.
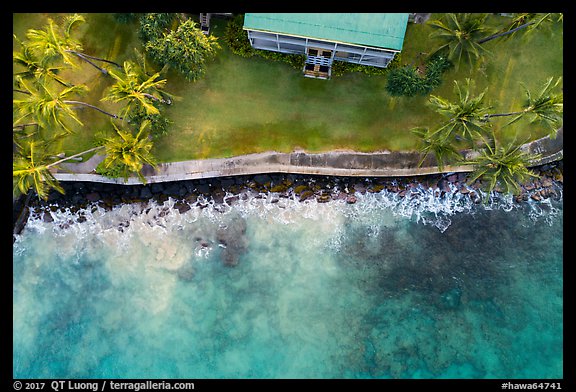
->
14;13;563;163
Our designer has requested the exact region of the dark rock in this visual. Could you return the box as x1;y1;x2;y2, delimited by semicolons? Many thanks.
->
140;187;153;199
346;195;357;204
523;182;536;191
254;174;272;186
73;182;86;192
212;190;226;204
164;182;181;196
71;194;84;205
150;183;164;194
293;184;309;195
156;193;169;203
185;193;198;204
196;183;211;195
398;190;407;198
177;263;195;281
317;194;331;203
553;172;563;183
438;179;451;193
368;184;385;193
47;192;62;202
446;174;457;183
530;193;542;201
354;183;367;194
128;187;141;198
270;184;289;193
216;217;248;266
183;181;196;194
541;177;553;188
457;172;468;183
175;202;191;214
222;250;239;266
224;195;239;206
220;178;235;188
86;192;101;202
299;190;315;201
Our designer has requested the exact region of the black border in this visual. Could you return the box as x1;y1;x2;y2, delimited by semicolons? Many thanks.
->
9;3;572;390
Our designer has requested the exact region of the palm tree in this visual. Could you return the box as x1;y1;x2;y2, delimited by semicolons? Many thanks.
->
13;35;72;88
465;137;540;199
101;120;157;183
412;127;463;171
428;13;492;69
427;79;493;147
478;13;559;44
102;60;171;118
13;138;104;200
482;77;563;137
13;76;121;134
25;14;120;75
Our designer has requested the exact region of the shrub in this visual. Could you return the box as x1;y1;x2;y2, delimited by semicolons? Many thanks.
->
139;13;177;42
386;66;426;96
144;19;220;82
224;14;256;57
331;61;390;77
127;108;172;139
386;55;452;97
224;14;306;70
95;161;124;178
424;54;452;90
255;49;306;70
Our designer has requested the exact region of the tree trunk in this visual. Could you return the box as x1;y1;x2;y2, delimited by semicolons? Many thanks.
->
66;50;109;75
478;22;534;44
13;123;39;130
74;52;122;68
51;74;73;88
142;92;170;104
483;111;525;120
45;145;105;169
13;89;31;95
63;100;123;120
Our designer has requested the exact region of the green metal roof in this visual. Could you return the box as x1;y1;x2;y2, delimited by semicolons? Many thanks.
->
243;13;409;51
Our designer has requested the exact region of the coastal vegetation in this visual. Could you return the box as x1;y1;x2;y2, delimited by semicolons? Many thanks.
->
412;76;562;196
12;13;208;200
13;13;562;201
138;13;221;82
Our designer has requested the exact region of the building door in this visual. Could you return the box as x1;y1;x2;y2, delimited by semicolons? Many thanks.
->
304;47;333;79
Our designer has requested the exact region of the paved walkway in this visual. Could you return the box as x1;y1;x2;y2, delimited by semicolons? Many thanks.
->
54;127;563;185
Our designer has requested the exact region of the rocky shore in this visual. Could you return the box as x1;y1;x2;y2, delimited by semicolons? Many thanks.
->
13;160;563;236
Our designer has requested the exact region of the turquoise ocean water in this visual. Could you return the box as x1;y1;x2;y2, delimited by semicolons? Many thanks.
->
13;186;563;379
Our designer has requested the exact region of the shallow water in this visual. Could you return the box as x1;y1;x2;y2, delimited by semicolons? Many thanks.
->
13;188;563;379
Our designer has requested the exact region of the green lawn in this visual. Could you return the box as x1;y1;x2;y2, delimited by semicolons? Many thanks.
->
13;13;563;163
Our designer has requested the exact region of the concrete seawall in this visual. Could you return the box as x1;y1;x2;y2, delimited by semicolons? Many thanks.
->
54;127;563;185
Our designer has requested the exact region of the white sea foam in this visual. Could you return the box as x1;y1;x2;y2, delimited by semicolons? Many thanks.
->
13;179;563;379
16;181;562;250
